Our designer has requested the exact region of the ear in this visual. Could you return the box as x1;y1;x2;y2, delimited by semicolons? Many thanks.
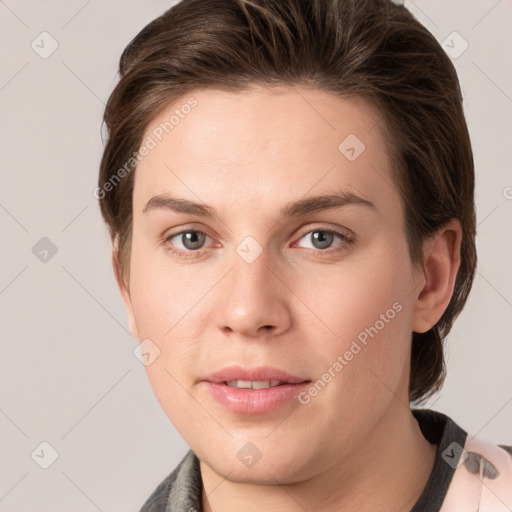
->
411;219;462;333
112;249;139;339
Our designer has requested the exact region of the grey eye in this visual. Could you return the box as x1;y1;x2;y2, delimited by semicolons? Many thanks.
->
182;231;206;250
312;231;334;249
172;231;207;250
298;230;337;250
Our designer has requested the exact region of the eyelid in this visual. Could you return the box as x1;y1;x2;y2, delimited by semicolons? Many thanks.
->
293;223;355;243
163;223;215;241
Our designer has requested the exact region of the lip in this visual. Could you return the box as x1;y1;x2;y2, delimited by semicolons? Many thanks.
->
201;366;311;414
203;365;308;384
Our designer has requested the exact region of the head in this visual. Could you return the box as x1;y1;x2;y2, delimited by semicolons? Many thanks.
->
98;0;476;483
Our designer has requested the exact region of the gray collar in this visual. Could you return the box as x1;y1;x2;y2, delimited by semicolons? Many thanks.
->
140;450;203;512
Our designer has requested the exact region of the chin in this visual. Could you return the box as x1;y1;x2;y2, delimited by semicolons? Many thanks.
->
205;456;309;485
197;434;320;485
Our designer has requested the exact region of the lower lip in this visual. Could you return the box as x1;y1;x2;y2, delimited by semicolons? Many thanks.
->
203;381;310;414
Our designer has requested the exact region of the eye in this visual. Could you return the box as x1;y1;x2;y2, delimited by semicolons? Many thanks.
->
295;228;353;251
164;229;212;256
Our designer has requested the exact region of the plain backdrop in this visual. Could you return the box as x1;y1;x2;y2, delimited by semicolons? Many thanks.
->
1;1;511;510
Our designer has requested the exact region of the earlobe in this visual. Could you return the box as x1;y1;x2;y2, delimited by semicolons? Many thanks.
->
112;250;139;339
412;220;462;333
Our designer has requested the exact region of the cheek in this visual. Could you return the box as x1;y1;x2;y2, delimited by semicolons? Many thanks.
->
293;237;414;398
295;237;412;336
129;239;204;338
128;248;208;428
128;242;218;388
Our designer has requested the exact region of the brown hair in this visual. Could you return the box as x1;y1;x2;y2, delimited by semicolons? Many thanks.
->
98;0;476;403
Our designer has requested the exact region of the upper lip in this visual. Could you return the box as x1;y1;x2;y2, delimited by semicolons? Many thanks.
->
203;366;309;384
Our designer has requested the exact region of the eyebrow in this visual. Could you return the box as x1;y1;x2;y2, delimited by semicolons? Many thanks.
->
142;189;376;218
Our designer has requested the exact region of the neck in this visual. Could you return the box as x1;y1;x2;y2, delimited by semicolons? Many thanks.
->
201;404;436;512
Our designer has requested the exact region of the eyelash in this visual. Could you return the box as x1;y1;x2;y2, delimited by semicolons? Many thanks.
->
162;227;355;260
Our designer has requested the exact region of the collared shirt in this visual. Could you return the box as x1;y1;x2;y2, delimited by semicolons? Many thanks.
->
139;409;512;511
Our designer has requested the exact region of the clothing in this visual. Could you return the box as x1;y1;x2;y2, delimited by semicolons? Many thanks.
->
140;409;512;511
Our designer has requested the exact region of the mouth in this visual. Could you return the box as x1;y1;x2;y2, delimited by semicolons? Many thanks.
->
202;366;311;414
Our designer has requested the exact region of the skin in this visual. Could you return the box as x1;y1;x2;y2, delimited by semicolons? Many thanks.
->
114;86;462;511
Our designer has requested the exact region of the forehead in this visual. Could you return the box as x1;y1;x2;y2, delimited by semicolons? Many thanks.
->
133;86;399;215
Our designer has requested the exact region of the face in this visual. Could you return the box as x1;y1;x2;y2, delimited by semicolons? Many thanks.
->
120;86;424;484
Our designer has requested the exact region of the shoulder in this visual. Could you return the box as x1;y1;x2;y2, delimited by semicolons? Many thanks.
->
441;436;512;512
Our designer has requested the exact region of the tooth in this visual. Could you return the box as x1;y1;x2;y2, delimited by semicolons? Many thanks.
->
224;380;285;389
251;380;271;389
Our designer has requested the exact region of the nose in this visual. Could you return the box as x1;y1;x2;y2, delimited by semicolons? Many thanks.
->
215;245;292;339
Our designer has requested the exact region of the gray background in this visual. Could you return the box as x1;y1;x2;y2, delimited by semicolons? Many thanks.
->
0;0;511;510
